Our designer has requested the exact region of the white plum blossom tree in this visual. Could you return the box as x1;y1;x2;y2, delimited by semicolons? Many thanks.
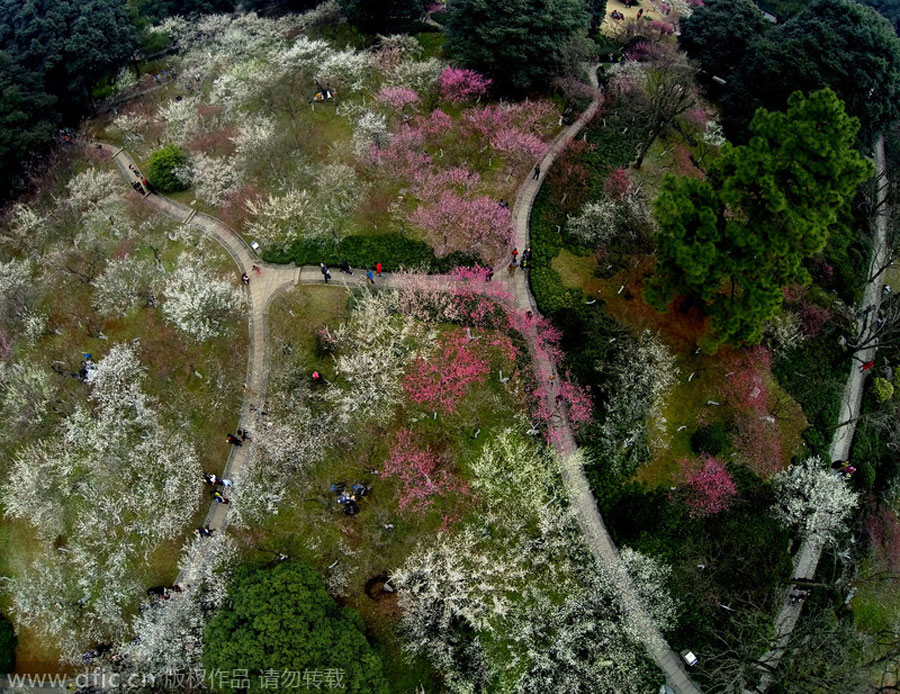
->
320;291;429;426
393;431;668;693
773;456;859;544
161;254;244;341
92;255;162;317
1;344;203;656
245;189;314;251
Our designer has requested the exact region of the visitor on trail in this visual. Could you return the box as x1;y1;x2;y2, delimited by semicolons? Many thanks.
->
241;272;250;285
860;360;875;373
213;490;229;504
312;370;329;385
532;164;540;180
226;434;242;446
320;263;331;283
376;262;383;276
486;266;494;282
366;269;375;284
203;472;217;485
252;264;261;276
133;168;141;179
508;263;516;277
340;260;352;274
637;8;643;19
511;248;518;264
195;525;214;538
237;428;251;441
147;586;170;599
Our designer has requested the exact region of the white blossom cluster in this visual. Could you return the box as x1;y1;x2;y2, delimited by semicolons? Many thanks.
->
115;534;238;680
92;255;162;317
567;189;656;250
772;456;859;544
0;344;203;657
594;330;679;475
245;189;314;251
161;253;245;341
320;291;431;426
393;431;670;693
110;112;149;148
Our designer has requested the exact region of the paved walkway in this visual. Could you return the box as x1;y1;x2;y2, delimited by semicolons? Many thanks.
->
755;135;891;691
503;66;703;694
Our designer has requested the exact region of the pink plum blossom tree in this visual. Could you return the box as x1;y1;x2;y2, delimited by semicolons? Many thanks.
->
438;67;492;103
678;455;738;517
382;429;466;510
405;329;490;414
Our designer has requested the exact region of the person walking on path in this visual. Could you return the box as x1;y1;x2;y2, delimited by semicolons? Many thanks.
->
521;247;532;270
366;269;375;284
511;248;518;265
213;490;230;504
252;264;261;276
486;266;494;282
376;262;383;276
636;8;644;19
340;260;352;274
860;360;875;373
195;525;214;538
320;263;331;283
226;433;242;446
507;262;516;277
241;272;250;285
532;164;540;180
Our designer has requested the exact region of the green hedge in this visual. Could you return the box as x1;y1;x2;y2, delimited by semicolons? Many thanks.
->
262;233;480;273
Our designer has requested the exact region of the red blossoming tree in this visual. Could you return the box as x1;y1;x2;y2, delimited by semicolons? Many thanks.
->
405;329;490;414
382;429;465;510
679;455;738;517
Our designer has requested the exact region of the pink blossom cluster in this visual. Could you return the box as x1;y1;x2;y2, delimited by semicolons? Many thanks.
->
720;346;783;477
720;346;772;415
438;67;491;103
405;329;491;413
798;301;832;338
375;85;421;110
678;455;738;517
382;429;466;511
409;190;513;258
532;377;593;431
603;168;633;199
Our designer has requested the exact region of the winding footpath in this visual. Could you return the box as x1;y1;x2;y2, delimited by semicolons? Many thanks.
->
504;67;703;694
755;135;891;692
0;66;702;693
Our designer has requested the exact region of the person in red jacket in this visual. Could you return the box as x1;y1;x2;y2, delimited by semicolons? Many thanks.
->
376;262;383;276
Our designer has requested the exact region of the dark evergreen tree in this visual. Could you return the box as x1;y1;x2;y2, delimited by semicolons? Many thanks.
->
204;562;390;694
645;90;872;350
445;0;590;92
338;0;423;33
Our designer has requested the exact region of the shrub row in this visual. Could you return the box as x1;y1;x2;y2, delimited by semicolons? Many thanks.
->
263;234;480;273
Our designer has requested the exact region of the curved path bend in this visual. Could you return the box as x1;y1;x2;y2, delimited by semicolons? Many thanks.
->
0;75;701;692
503;67;703;694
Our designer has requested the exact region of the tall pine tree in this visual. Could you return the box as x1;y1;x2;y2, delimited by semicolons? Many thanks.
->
645;89;873;351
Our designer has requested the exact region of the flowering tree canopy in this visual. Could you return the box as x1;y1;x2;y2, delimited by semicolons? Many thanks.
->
773;456;859;544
